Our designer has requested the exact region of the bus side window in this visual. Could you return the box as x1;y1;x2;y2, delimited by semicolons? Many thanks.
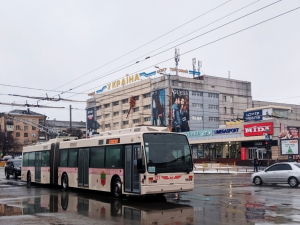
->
23;153;29;167
60;149;68;167
105;145;122;168
90;147;105;168
41;151;50;167
28;152;35;167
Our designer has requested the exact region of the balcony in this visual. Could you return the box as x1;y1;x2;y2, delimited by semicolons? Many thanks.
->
6;125;14;131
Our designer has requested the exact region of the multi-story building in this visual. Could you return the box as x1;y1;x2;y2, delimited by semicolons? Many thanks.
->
45;119;86;139
0;109;47;156
87;74;252;132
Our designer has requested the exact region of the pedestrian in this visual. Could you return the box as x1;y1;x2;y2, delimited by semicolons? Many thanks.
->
253;158;258;172
258;160;263;170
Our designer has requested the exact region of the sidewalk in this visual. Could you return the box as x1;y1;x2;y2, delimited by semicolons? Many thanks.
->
194;163;258;174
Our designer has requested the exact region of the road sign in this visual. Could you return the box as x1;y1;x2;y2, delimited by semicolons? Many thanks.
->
265;134;270;141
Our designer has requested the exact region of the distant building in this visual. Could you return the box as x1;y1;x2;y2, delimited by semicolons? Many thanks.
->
45;119;86;139
0;109;47;156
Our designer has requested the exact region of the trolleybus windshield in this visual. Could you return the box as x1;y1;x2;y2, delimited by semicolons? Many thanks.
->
143;133;193;174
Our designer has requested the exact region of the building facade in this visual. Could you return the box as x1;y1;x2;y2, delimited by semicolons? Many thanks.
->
45;119;86;139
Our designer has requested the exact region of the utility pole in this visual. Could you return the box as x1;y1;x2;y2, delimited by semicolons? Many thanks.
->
168;73;172;132
70;105;72;134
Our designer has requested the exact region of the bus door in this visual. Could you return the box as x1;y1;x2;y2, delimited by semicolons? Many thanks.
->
125;144;141;193
35;152;42;181
78;148;89;187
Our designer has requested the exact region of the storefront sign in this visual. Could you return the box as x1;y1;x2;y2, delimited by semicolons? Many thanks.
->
281;139;299;155
183;129;213;138
244;109;273;121
241;140;278;147
213;128;240;135
244;122;273;136
241;147;246;160
170;68;188;73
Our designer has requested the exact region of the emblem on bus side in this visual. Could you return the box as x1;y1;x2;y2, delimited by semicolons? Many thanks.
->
101;171;106;186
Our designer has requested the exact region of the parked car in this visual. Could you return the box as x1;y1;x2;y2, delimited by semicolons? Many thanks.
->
4;159;22;179
2;156;12;161
251;162;300;188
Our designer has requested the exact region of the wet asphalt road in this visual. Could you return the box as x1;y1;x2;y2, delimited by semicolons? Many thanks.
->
0;168;300;225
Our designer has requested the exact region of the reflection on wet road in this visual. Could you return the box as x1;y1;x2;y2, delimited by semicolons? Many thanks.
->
1;168;300;224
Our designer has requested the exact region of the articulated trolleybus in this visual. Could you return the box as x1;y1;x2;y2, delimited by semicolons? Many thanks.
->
21;126;194;197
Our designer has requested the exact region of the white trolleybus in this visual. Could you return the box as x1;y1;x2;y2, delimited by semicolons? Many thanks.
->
21;126;194;197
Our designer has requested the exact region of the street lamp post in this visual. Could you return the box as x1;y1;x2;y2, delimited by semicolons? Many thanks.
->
265;127;271;166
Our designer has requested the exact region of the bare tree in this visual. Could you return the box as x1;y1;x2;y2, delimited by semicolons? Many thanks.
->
0;131;15;156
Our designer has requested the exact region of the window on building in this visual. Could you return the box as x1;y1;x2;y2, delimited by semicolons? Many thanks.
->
209;117;219;122
192;116;203;121
32;133;36;137
144;117;151;122
230;96;233;103
16;132;20;137
113;122;119;127
104;103;110;108
208;93;218;98
224;107;227;114
32;126;36;130
24;126;28;130
143;93;151;98
32;119;35;123
192;103;203;108
123;121;129;125
134;96;139;100
16;125;21;130
144;105;151;110
105;124;110;128
113;101;119;106
209;105;218;110
96;105;102;110
122;99;128;104
230;107;234;114
39;119;44;124
133;107;139;112
123;109;128;114
97;115;102;120
105;113;110;118
223;96;226;102
192;91;203;96
113;111;119;116
90;147;105;168
24;133;28;137
133;119;140;123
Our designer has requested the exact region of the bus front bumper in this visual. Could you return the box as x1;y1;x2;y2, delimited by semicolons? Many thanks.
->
142;183;194;195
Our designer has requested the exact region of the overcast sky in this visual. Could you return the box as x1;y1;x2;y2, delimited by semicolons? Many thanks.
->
1;0;300;122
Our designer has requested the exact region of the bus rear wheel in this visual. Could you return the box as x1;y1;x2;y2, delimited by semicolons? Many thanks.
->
112;177;122;198
62;174;68;191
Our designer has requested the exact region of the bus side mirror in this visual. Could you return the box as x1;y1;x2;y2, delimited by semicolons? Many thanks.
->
137;158;145;173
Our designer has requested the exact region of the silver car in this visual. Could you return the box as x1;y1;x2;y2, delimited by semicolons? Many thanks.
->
251;162;300;188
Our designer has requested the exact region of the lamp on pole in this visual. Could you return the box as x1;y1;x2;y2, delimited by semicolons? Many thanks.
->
265;127;271;166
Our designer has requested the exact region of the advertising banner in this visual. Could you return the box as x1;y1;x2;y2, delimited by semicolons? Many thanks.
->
281;139;299;155
244;122;273;136
243;109;272;121
171;89;190;132
213;128;240;135
241;147;246;160
279;124;299;139
151;89;166;126
86;107;95;137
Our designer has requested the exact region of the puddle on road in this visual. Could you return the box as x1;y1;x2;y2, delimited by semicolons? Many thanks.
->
0;193;194;225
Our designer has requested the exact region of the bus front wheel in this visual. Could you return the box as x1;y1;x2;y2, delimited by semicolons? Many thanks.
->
62;174;68;191
112;177;122;198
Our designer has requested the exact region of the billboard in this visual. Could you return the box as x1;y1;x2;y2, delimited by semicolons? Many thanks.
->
281;139;299;155
243;109;273;121
86;107;95;137
171;89;190;132
151;89;166;126
244;122;273;136
279;124;299;139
